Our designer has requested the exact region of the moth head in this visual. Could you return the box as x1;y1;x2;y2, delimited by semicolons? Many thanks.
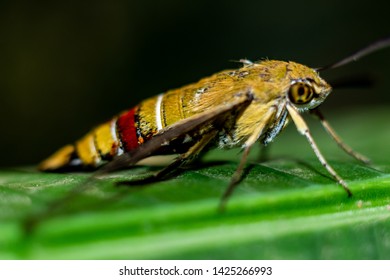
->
286;36;390;111
287;77;331;111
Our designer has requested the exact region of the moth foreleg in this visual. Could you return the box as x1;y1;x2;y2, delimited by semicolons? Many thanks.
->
287;104;352;196
311;109;370;164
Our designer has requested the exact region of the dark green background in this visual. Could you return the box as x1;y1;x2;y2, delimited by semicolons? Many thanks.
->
1;0;389;167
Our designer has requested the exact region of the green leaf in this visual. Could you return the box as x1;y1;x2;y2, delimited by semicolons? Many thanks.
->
1;107;390;259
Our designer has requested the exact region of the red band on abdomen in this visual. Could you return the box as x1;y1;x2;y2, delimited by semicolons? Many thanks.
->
117;108;139;151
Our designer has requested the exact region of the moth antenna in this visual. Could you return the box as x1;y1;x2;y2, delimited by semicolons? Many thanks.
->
316;35;390;71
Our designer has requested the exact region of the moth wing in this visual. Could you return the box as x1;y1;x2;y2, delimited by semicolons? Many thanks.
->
95;90;254;176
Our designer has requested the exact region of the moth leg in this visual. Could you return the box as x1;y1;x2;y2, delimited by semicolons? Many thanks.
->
219;107;277;211
117;130;218;186
311;109;370;164
257;142;270;163
287;104;352;196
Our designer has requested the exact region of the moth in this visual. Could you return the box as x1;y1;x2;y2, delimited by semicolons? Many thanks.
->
40;36;390;208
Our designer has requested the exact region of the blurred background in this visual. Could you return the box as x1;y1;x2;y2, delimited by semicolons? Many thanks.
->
0;0;389;167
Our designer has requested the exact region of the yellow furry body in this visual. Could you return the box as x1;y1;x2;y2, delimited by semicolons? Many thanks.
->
40;60;330;171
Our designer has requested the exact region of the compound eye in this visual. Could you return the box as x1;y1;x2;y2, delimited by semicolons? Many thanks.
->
288;82;314;105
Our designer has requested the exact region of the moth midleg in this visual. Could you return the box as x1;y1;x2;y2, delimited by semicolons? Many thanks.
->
219;107;276;210
117;130;219;185
286;104;352;196
311;109;370;164
257;142;270;162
